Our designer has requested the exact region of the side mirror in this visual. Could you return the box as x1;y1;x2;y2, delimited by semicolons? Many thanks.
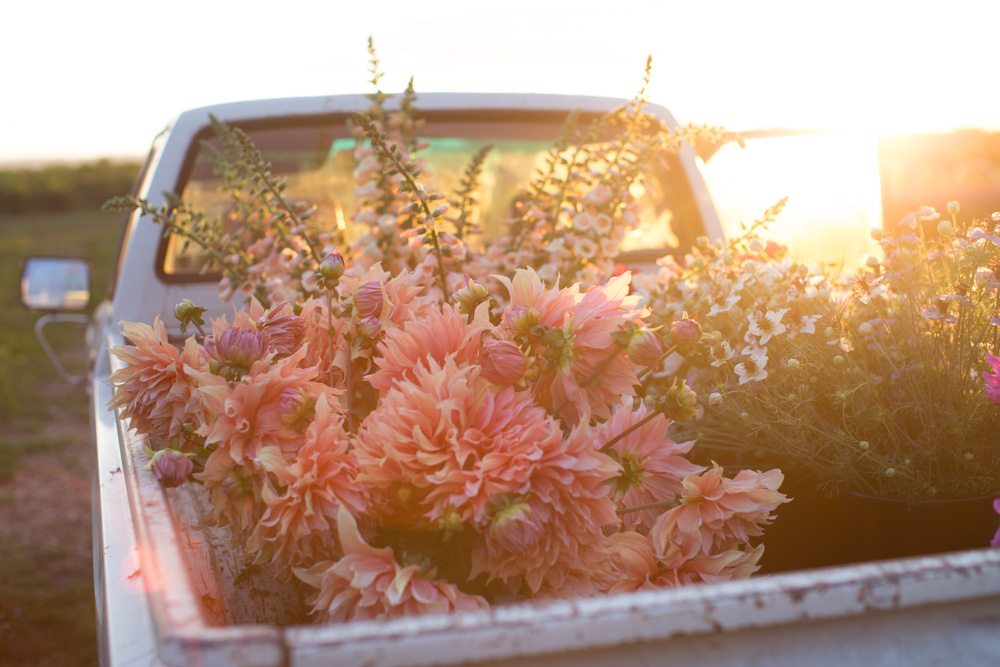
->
20;257;91;311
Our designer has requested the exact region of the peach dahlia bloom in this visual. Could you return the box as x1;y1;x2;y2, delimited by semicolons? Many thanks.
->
498;268;644;423
649;463;787;583
597;401;704;530
196;347;336;463
356;358;562;530
248;395;368;571
109;317;206;440
367;305;492;393
472;423;620;596
297;506;488;622
601;531;659;594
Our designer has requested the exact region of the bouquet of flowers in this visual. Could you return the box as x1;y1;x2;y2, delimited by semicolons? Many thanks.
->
646;200;1000;503
105;52;787;624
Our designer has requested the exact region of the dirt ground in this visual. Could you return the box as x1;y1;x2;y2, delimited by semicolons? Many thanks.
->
0;379;98;667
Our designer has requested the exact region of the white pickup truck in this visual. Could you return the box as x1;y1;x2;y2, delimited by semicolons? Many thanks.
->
20;94;1000;667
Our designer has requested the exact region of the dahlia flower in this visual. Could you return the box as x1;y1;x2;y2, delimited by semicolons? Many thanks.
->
367;305;492;393
109;317;206;441
196;347;336;463
471;423;619;596
649;464;787;579
248;395;367;570
498;268;644;423
356;358;563;530
297;506;488;622
601;531;658;594
597;401;704;530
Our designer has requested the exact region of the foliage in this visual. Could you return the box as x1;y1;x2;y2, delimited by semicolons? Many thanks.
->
0;160;140;215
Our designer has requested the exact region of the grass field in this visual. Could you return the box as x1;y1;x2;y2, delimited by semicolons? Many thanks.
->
0;208;124;666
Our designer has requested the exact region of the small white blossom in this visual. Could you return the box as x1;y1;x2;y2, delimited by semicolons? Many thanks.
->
746;308;788;345
734;351;769;385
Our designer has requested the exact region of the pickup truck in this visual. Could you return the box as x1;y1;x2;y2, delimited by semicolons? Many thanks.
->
20;94;1000;667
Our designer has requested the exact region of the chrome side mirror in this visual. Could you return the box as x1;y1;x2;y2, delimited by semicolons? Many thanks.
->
20;257;91;311
21;257;91;385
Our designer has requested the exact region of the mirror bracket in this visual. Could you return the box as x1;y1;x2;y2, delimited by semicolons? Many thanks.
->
34;314;90;386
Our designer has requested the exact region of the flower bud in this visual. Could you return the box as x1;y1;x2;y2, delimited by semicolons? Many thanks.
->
489;500;542;552
937;220;954;236
354;281;384;318
669;318;702;346
660;378;699;421
455;280;490;315
356;315;382;340
479;340;526;385
147;448;193;488
505;305;541;337
858;440;870;451
317;252;345;282
708;391;723;406
209;326;268;378
626;328;666;368
174;299;207;334
947;200;960;215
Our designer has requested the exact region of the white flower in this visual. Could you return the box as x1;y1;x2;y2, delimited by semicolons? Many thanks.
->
734;351;769;385
709;341;734;367
573;212;596;232
593;214;613;235
746;308;788;345
789;314;819;337
708;293;740;316
574;237;598;259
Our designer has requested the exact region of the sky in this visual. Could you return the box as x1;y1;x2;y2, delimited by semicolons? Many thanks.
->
2;0;999;164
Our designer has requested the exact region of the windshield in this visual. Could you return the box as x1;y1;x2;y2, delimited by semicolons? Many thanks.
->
163;112;705;277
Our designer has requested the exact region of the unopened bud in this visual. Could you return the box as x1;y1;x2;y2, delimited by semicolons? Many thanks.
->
356;315;382;340
455;280;490;315
174;299;207;334
354;281;384;317
661;378;699;421
708;391;723;406
317;252;345;282
146;448;193;488
479;340;526;385
626;329;666;368
505;305;541;337
937;220;954;236
669;318;702;346
947;200;960;215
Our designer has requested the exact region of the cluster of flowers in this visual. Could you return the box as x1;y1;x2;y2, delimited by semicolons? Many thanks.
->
645;200;1000;502
107;72;788;623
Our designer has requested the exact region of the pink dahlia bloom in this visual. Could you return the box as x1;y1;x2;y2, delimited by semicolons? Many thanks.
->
356;358;563;530
597;401;704;530
471;423;620;596
368;305;492;393
499;269;644;423
649;463;787;583
601;531;658;594
109;317;206;440
985;354;1000;406
196;347;336;463
297;506;488;622
248;395;368;571
196;447;263;536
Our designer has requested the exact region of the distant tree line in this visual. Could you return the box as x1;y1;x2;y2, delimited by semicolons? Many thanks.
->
0;159;141;215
